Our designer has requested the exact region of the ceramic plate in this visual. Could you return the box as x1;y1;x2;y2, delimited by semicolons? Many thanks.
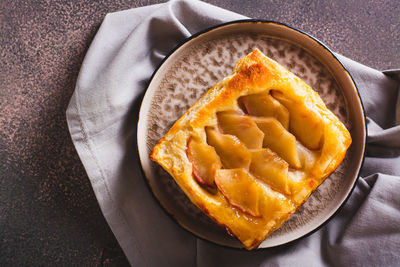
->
137;20;366;248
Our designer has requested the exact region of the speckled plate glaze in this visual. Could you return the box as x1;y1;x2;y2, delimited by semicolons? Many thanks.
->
137;20;366;249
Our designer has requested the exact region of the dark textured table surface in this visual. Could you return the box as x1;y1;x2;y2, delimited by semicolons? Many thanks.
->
1;0;399;265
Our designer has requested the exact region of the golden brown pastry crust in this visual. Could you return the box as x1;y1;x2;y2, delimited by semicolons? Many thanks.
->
150;48;352;250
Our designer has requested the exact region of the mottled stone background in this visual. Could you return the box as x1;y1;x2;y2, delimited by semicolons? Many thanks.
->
0;0;398;266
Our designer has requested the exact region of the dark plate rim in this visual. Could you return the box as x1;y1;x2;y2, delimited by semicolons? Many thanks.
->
136;19;367;250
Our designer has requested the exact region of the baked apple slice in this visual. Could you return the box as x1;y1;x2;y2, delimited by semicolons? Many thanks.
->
239;92;289;129
296;141;318;172
187;137;222;187
217;111;264;149
249;148;290;194
215;169;261;217
252;117;301;169
205;127;251;170
271;90;324;150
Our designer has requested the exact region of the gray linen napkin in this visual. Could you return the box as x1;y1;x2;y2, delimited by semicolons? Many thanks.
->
66;0;400;266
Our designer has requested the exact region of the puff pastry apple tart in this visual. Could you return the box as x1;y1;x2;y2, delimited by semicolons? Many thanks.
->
150;48;352;250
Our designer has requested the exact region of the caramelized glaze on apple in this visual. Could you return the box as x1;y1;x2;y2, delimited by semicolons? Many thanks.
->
249;148;290;194
215;169;262;217
296;142;318;172
217;111;264;149
205;127;251;170
252;117;301;169
187;137;222;187
239;92;289;129
271;90;324;150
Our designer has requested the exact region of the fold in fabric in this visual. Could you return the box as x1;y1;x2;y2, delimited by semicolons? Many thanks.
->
66;0;400;266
